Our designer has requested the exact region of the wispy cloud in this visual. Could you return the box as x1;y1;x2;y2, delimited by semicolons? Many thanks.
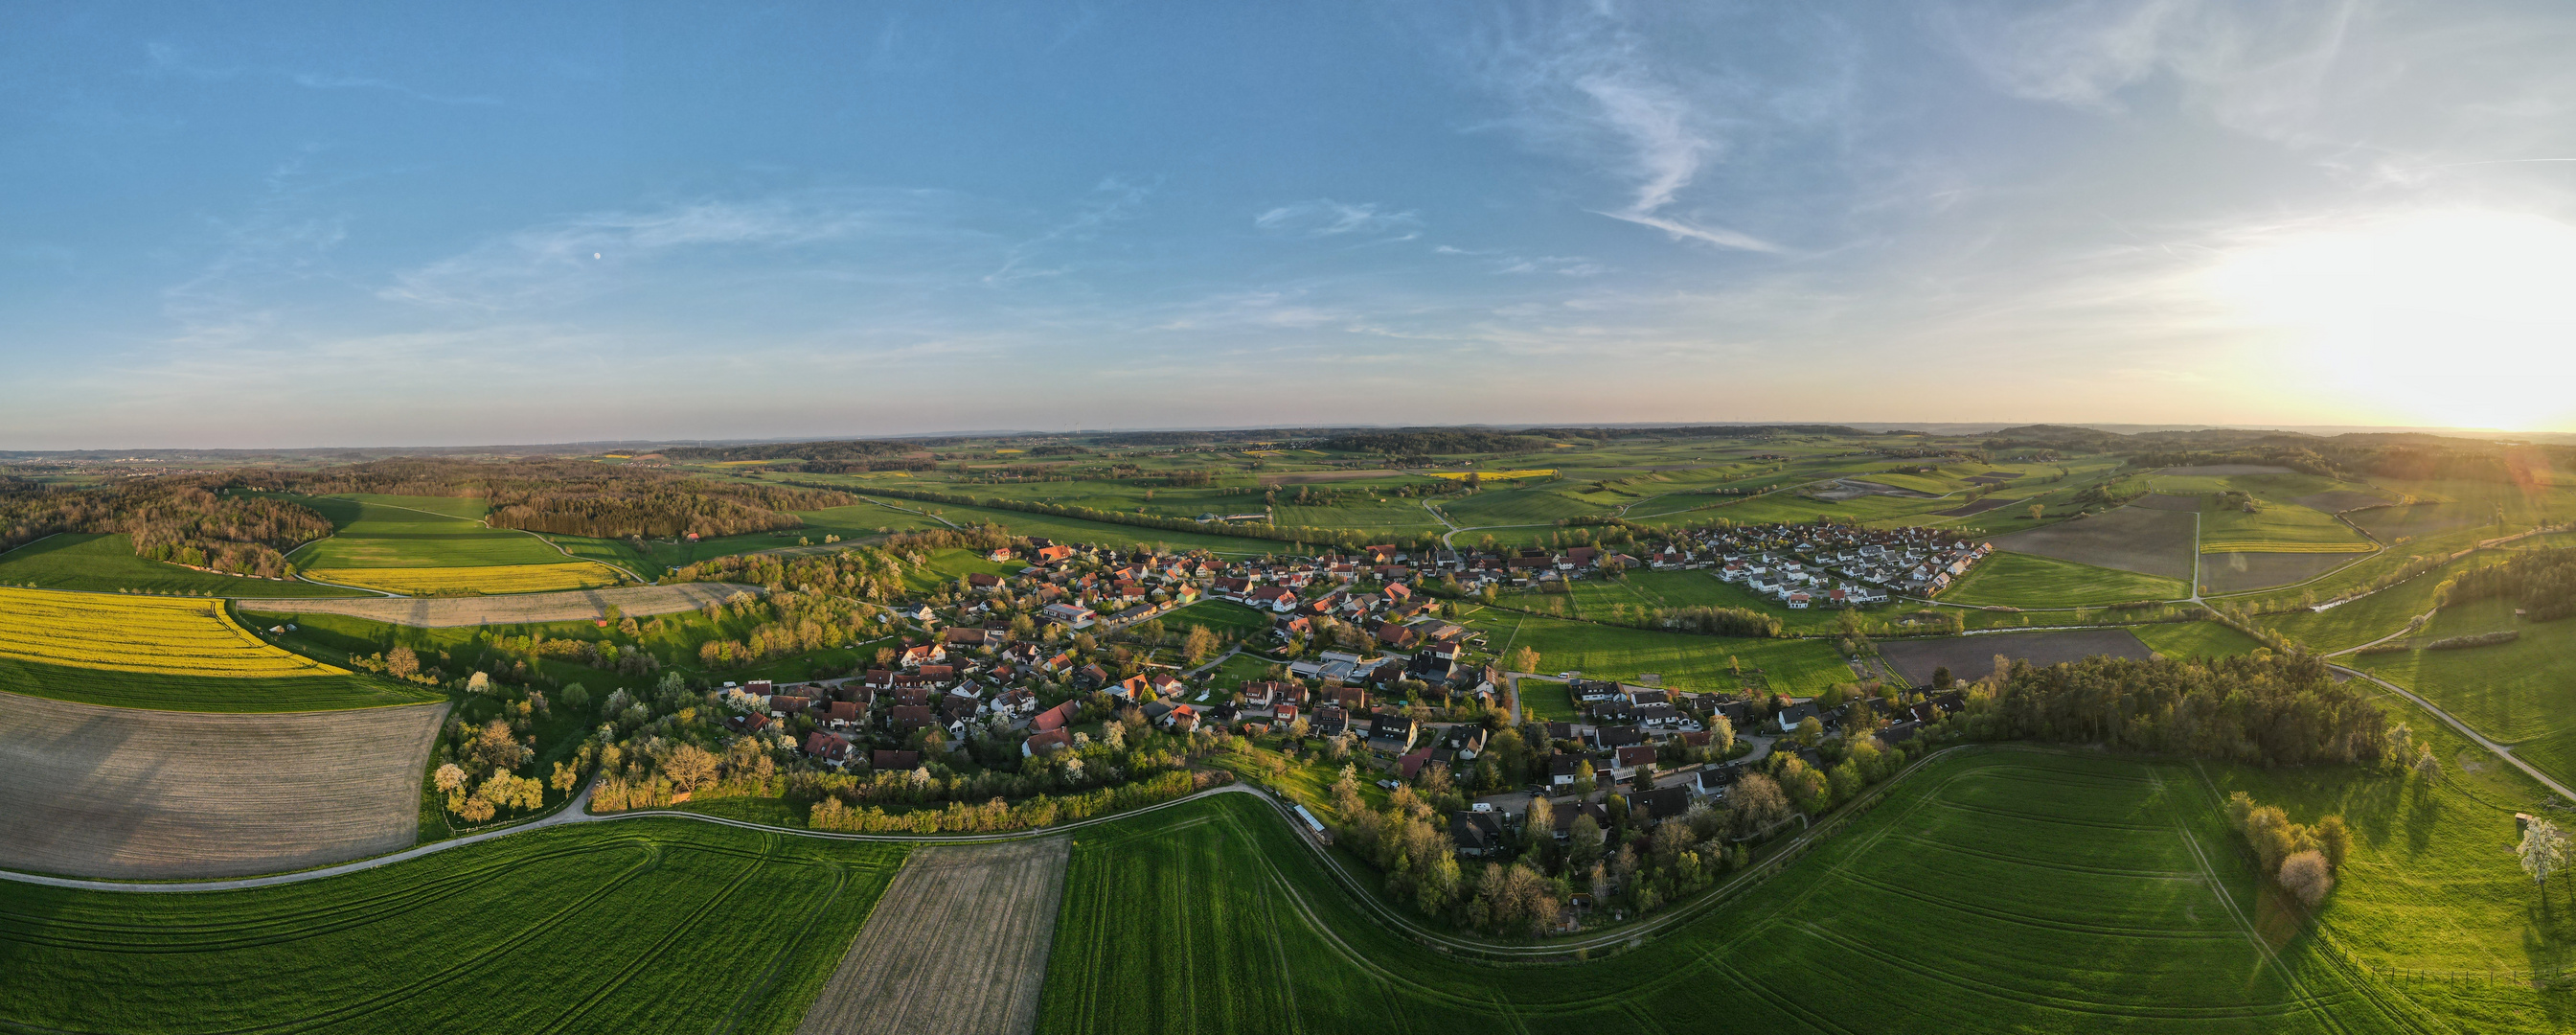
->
383;190;976;310
985;177;1153;285
1461;7;1787;252
1253;199;1422;239
146;42;499;105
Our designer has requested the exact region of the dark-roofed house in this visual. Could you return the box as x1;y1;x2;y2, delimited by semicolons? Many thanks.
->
889;704;934;736
1311;705;1350;739
1450;811;1508;858
1367;710;1418;752
873;749;920;770
1636;786;1692;825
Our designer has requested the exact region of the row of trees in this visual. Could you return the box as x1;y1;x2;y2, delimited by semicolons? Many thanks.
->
251;458;852;539
0;480;329;576
1953;651;2397;767
2223;792;2349;907
2440;547;2576;622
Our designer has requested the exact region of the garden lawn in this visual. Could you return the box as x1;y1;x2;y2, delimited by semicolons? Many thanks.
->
0;818;905;1035
1037;749;2456;1035
1941;550;2189;607
0;533;364;597
1516;677;1578;721
1165;600;1272;639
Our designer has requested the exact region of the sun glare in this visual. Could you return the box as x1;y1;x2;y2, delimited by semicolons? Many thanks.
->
2204;210;2576;430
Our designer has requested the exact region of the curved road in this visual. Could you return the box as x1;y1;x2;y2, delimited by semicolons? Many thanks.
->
2332;663;2576;802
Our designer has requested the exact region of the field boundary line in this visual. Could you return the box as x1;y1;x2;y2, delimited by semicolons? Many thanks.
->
2158;766;2354;1035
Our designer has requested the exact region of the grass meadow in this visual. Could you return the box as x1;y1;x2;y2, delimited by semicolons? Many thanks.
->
2129;620;2266;658
288;494;580;570
0;533;363;597
1037;749;2472;1035
2257;549;2519;652
1456;606;1846;696
1941;550;2191;607
2351;603;2576;789
0;818;906;1035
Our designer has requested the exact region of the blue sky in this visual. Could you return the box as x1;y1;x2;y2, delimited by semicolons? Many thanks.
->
7;1;2576;448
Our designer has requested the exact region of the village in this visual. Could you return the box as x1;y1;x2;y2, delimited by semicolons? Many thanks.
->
711;519;1988;918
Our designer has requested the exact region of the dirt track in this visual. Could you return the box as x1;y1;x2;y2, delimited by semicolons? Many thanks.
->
795;838;1071;1035
1991;506;2197;581
0;691;446;879
235;583;759;628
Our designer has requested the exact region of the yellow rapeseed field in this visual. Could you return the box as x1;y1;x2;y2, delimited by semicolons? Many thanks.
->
1431;469;1558;481
305;563;624;595
0;586;346;677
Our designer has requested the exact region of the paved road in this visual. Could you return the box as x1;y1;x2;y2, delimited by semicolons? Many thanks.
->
2333;664;2576;803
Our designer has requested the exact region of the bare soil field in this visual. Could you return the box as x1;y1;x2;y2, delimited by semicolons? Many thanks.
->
1935;496;2016;517
2128;494;2201;512
1990;506;2198;581
2156;464;2295;476
0;691;446;879
1815;479;1934;501
2347;502;2496;541
1878;629;2154;687
2292;490;2390;514
796;837;1071;1035
2200;551;2368;594
1258;469;1405;485
238;582;759;628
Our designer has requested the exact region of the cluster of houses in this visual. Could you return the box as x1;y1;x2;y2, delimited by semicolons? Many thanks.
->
1707;525;1992;602
701;524;1983;794
1446;680;1973;860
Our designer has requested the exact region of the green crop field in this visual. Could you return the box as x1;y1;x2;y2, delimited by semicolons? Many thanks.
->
1459;606;1845;695
0;533;363;597
2351;602;2576;788
1037;749;2470;1035
287;494;581;570
0;818;905;1034
1942;550;2190;607
1433;487;1599;527
2129;620;2265;659
2198;500;2375;552
0;653;436;711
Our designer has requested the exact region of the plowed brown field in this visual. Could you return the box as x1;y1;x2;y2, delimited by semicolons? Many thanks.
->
239;582;760;628
795;838;1071;1035
0;691;446;879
